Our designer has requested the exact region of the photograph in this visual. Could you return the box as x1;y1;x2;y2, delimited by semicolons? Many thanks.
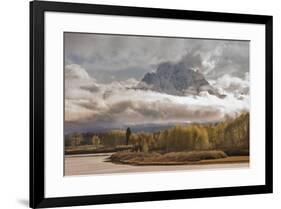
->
64;32;250;176
28;1;273;207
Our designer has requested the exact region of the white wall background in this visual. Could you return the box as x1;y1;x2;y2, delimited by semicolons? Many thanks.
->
0;0;279;208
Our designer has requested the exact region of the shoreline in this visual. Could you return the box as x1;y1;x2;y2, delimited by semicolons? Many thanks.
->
108;156;249;166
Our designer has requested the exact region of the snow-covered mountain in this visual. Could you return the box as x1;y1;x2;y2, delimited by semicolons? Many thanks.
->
138;62;221;97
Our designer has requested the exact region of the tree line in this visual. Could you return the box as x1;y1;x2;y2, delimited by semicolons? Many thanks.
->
65;113;249;153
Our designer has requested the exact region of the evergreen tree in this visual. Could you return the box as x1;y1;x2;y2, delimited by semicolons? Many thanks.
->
126;127;132;145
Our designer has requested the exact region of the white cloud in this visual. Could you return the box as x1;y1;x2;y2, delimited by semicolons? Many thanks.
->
65;65;249;127
213;73;249;96
65;64;90;80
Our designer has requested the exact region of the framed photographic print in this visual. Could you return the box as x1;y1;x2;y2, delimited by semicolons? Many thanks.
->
30;0;273;208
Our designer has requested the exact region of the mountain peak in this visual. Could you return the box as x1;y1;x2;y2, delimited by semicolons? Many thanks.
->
138;62;217;96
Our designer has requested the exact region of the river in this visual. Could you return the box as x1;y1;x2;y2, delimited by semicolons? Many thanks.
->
64;153;249;176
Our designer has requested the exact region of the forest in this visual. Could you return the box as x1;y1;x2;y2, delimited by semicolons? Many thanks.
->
65;113;249;159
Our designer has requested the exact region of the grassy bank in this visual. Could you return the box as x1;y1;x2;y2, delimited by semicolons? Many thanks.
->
109;150;232;165
65;145;133;155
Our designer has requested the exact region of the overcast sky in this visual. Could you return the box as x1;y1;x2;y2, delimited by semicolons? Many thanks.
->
65;32;249;83
64;32;250;133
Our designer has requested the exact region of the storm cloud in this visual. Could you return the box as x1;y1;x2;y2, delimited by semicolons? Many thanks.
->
64;33;250;133
65;33;249;83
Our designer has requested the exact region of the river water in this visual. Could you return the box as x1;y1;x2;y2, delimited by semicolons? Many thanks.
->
64;153;249;176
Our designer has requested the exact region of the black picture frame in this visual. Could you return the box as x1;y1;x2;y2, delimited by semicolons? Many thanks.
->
30;1;273;208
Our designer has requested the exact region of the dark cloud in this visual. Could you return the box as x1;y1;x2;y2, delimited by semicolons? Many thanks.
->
64;34;250;133
65;33;249;83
